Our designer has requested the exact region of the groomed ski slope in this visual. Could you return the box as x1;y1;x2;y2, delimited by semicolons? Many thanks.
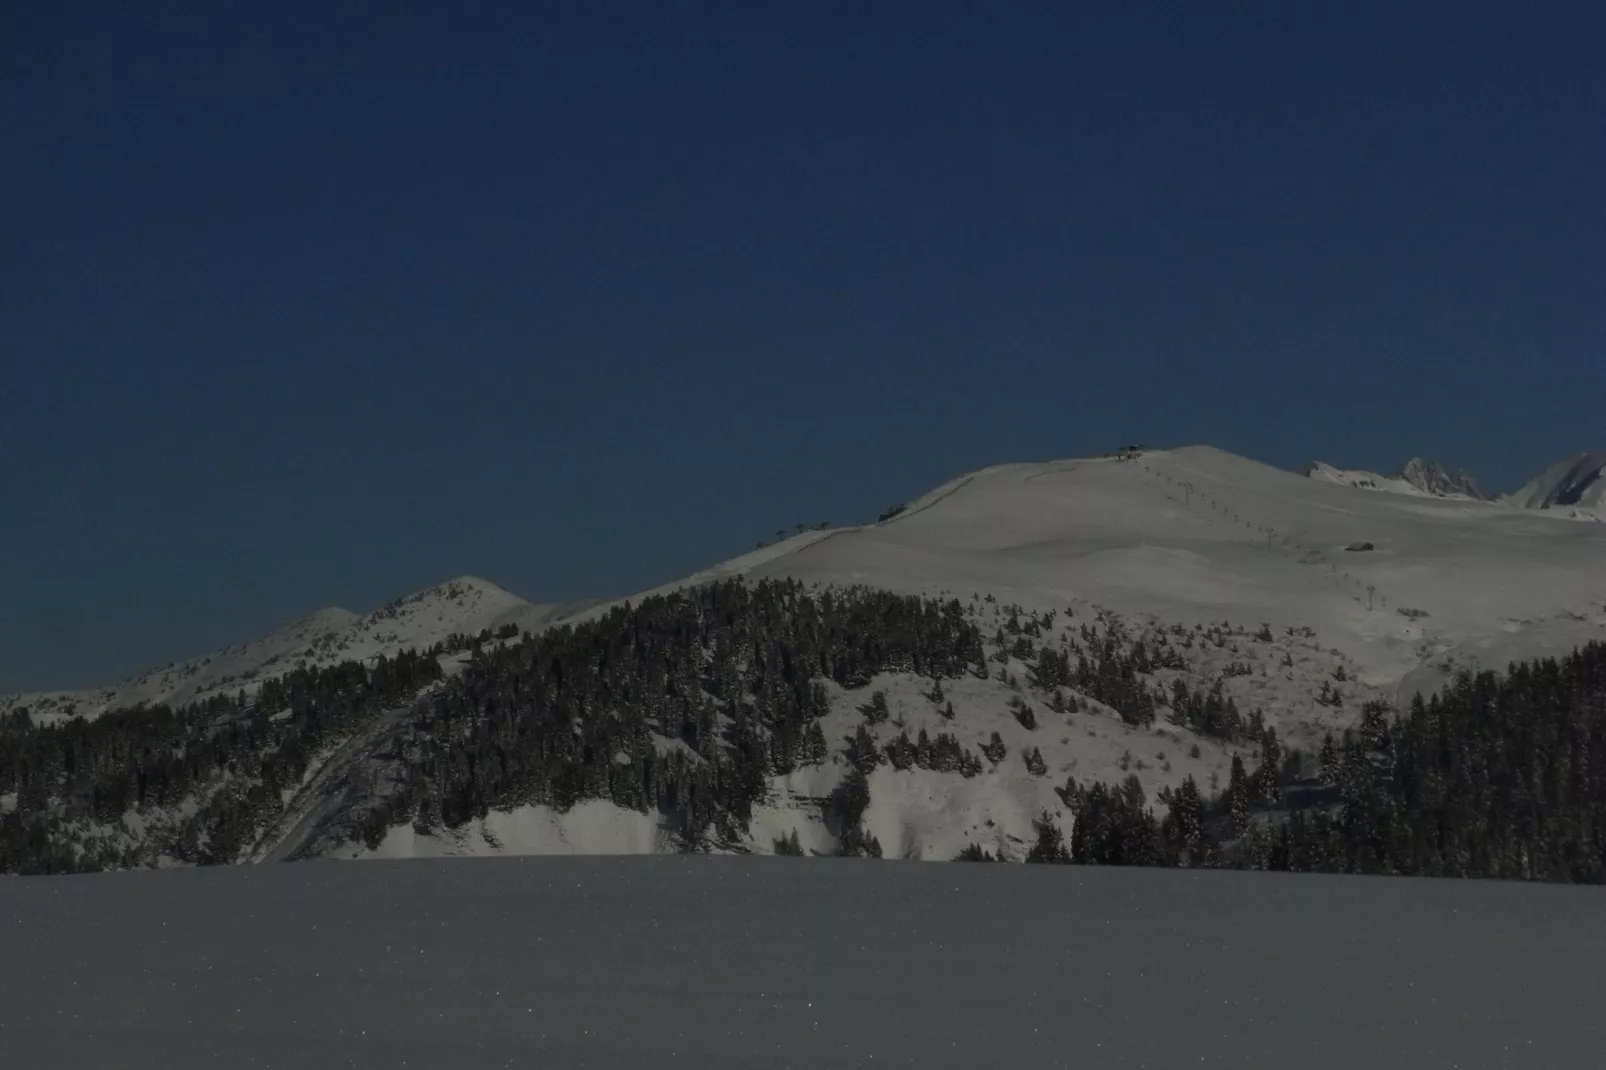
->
4;857;1602;1069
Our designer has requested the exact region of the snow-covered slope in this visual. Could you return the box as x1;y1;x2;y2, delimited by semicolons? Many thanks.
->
735;447;1604;699
2;577;576;725
1504;449;1606;516
1302;460;1418;496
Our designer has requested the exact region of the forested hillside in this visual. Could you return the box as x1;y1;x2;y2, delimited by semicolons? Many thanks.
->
3;578;1604;882
1012;646;1606;882
0;649;446;872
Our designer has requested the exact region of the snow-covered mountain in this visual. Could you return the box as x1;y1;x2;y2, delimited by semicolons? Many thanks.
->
342;445;1606;863
10;444;1605;867
1304;449;1606;520
1;577;583;725
1301;457;1486;500
1503;449;1606;516
29;444;1599;732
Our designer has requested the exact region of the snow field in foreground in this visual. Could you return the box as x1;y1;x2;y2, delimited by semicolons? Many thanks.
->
4;856;1602;1069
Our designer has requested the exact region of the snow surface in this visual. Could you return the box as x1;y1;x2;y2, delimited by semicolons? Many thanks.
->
1;577;578;725
352;801;672;859
3;857;1603;1069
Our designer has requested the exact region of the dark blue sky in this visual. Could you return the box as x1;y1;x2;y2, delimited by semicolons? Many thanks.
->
3;3;1602;691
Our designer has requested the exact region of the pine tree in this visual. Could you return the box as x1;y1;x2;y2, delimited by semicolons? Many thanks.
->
1317;733;1339;785
830;767;871;839
1256;727;1281;803
1358;700;1392;754
803;721;829;765
1164;775;1208;866
1025;814;1069;863
1229;754;1253;837
859;690;890;724
845;724;881;775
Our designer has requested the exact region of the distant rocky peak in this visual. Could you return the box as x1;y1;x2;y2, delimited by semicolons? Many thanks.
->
1398;457;1487;501
1506;450;1606;511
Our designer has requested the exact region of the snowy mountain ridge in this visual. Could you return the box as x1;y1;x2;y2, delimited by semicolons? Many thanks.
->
1399;456;1488;500
11;443;1604;736
1301;457;1487;501
1502;449;1606;515
1;577;583;725
1302;449;1606;517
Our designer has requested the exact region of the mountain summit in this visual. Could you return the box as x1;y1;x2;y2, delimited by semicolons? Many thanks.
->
1398;457;1487;501
1504;450;1606;513
0;576;578;725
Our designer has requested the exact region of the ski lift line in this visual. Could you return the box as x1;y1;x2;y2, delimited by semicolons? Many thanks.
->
1148;458;1412;617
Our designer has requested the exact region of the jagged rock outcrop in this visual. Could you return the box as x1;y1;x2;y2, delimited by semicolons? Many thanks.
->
1399;458;1487;501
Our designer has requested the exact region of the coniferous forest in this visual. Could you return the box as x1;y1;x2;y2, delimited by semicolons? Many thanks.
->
2;577;1604;883
1035;650;1606;882
0;650;445;872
